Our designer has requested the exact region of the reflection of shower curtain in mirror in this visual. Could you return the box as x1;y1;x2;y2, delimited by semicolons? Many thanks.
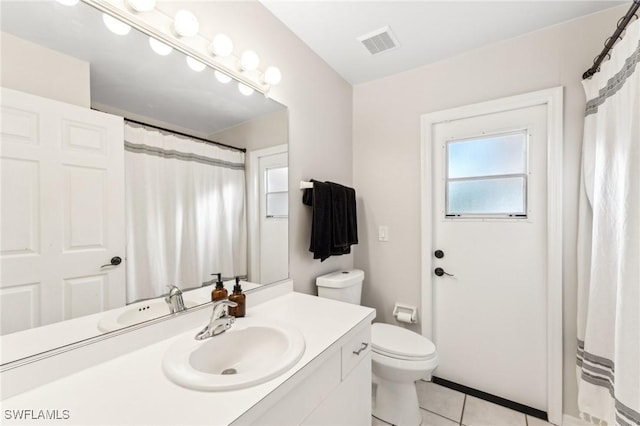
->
124;124;247;303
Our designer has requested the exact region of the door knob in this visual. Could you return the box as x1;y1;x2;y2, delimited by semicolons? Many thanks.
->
434;250;445;259
434;267;454;277
101;256;122;268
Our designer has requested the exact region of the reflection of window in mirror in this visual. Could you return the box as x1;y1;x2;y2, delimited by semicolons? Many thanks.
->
266;166;289;218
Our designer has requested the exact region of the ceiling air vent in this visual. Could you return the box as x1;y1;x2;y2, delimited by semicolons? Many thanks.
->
357;26;399;55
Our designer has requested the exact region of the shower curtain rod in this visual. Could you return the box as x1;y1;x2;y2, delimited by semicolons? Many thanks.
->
91;108;246;153
123;117;246;153
582;0;640;80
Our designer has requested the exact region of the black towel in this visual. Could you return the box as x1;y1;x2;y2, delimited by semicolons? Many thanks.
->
327;182;358;249
344;185;358;246
302;179;317;207
303;180;358;261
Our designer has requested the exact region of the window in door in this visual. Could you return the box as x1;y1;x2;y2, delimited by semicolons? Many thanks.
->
265;166;288;218
446;130;528;218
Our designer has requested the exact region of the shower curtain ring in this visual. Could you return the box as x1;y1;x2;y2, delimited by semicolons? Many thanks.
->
605;36;621;48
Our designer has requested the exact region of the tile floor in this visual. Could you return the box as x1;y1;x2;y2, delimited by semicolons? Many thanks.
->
372;381;554;426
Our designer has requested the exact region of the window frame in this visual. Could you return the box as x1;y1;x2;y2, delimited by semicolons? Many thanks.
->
264;166;288;219
444;129;530;219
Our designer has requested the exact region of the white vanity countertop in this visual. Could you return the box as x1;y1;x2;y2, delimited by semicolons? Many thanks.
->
1;292;375;425
1;280;259;364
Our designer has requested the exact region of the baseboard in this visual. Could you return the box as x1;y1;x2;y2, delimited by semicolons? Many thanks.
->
432;377;548;421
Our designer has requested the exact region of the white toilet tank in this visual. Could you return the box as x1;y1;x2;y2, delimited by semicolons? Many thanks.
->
315;269;364;305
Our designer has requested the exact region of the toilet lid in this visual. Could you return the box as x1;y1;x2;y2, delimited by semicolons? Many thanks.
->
371;323;436;359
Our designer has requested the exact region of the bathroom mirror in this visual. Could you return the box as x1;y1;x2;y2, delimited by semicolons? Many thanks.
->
0;0;288;364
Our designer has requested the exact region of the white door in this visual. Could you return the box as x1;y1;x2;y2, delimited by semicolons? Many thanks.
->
258;151;288;284
248;145;288;284
431;104;548;410
0;88;125;335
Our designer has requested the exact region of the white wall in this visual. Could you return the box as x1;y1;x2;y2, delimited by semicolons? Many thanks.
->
93;102;212;140
0;32;90;108
352;5;627;417
157;2;354;295
211;109;289;152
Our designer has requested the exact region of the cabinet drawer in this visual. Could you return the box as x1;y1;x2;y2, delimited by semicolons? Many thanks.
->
341;325;371;380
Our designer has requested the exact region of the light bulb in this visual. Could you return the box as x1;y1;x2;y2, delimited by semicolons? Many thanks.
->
56;0;80;6
186;57;206;72
173;10;199;37
238;83;254;96
210;34;233;57
264;66;282;85
149;37;172;56
215;71;232;84
127;0;156;12
102;14;131;36
240;50;260;71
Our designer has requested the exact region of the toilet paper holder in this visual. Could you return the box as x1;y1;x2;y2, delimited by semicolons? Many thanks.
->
393;303;418;324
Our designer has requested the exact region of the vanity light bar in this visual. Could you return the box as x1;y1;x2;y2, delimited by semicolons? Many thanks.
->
81;0;280;95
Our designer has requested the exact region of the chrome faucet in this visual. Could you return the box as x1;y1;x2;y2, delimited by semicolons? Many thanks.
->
195;300;238;340
165;285;186;313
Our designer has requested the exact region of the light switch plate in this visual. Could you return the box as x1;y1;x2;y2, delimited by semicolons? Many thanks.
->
378;226;389;242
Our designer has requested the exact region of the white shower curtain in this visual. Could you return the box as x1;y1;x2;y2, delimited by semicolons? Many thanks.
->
124;124;247;303
577;16;640;426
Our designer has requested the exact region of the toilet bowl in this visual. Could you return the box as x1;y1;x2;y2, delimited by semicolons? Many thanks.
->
316;270;439;426
371;323;438;426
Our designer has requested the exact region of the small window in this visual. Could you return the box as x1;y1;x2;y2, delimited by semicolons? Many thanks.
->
446;131;528;218
266;166;288;218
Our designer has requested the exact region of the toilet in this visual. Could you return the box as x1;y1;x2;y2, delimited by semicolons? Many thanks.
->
316;270;439;426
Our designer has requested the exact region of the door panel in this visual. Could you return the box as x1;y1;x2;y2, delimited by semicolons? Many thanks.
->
0;88;125;335
1;157;39;256
431;104;548;410
63;165;107;251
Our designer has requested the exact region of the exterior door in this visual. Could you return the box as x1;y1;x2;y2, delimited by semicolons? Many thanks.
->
1;88;125;335
247;144;288;284
430;103;548;411
258;150;288;284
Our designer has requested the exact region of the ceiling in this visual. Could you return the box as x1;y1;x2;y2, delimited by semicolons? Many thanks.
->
1;1;284;137
1;0;626;120
260;1;626;85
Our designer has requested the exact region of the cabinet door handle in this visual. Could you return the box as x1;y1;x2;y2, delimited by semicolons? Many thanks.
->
353;342;368;355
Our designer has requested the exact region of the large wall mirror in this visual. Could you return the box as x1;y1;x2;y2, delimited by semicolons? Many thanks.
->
0;0;288;365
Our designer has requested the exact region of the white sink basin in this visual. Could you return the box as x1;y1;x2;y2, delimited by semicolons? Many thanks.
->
97;298;200;332
162;318;306;391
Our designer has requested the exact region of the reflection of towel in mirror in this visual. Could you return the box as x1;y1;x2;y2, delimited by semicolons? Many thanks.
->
302;180;358;261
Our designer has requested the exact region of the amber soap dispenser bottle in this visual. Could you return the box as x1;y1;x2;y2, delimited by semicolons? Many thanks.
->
211;273;228;301
228;277;246;317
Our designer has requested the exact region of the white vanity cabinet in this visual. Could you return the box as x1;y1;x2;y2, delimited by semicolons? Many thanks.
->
240;320;372;426
1;290;376;426
302;327;372;426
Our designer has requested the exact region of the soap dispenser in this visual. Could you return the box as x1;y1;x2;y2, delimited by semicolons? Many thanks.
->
228;277;246;317
211;273;228;301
